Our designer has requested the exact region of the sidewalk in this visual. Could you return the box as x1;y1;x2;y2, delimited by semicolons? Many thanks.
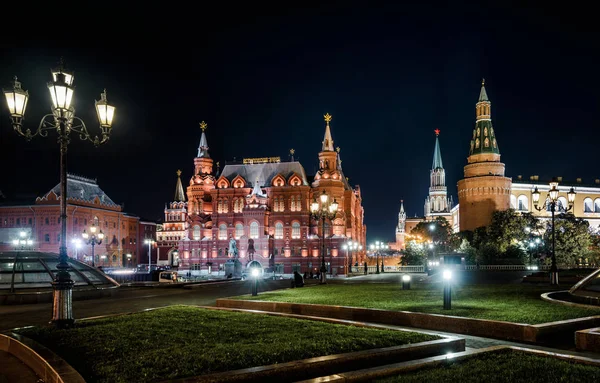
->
0;350;42;383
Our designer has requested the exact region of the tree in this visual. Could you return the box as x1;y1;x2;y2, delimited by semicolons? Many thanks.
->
400;241;426;266
410;217;458;252
545;213;592;266
484;210;542;253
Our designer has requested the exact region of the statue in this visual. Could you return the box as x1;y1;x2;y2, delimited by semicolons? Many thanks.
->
228;238;238;259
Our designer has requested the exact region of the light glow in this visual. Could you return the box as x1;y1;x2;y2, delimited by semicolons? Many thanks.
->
251;268;260;277
3;77;28;117
402;274;411;282
443;270;452;281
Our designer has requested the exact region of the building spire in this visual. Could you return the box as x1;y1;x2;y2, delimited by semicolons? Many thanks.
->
432;129;443;169
197;121;210;158
322;113;334;151
174;170;186;202
479;78;489;102
290;148;295;162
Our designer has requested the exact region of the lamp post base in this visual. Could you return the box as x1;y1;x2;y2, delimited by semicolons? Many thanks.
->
550;271;559;285
443;284;452;310
51;276;75;329
319;273;327;284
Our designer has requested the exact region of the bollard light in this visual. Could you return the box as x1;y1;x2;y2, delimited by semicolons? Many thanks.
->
402;274;411;290
443;269;452;310
251;267;260;296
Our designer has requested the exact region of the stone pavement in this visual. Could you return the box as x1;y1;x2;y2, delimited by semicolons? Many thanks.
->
0;350;41;383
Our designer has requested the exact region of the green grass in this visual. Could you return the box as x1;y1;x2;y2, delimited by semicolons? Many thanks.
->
374;349;600;383
233;283;600;324
16;306;439;383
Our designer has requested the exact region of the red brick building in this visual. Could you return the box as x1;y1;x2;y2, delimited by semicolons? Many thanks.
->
0;174;147;267
158;116;367;275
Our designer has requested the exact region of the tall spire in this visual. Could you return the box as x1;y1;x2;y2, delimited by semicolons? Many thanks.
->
470;79;500;156
432;129;443;169
322;113;334;151
197;121;210;158
174;170;185;202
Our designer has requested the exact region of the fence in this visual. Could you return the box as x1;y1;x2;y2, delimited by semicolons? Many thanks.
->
351;264;554;274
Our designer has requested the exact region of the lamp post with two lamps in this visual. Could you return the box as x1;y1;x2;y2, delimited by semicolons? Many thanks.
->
369;241;388;274
310;190;339;284
3;60;115;328
82;224;104;268
532;181;576;285
342;240;361;275
71;238;82;261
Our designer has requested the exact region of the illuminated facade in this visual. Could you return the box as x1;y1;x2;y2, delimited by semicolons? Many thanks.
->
170;117;367;275
0;174;144;267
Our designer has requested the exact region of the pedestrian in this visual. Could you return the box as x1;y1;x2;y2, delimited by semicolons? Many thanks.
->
364;261;368;275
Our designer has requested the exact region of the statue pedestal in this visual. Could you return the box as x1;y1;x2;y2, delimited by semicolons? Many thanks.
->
224;259;243;278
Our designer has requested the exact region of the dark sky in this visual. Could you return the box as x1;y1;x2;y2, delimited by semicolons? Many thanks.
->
0;2;598;242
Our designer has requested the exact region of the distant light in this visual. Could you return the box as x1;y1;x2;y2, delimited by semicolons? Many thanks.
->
402;274;411;282
443;270;452;281
429;224;435;231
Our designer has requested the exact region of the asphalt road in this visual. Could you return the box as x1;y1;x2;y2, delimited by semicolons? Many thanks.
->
0;278;302;331
0;271;533;331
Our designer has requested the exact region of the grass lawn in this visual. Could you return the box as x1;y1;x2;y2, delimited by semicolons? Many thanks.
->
15;306;439;383
233;283;600;324
374;349;600;382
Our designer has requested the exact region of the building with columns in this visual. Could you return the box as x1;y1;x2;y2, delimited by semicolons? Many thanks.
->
0;174;144;267
163;116;367;275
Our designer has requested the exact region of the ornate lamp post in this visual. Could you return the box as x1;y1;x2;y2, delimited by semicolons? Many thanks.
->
342;240;359;275
71;238;82;260
3;60;115;328
532;181;576;285
145;239;156;272
82;224;104;268
369;241;388;274
310;190;339;284
12;231;34;250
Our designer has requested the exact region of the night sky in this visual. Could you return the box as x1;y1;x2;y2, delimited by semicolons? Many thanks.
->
0;3;598;242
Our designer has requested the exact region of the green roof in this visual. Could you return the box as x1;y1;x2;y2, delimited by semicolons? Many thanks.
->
469;119;500;155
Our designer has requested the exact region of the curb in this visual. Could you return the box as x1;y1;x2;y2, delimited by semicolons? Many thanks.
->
0;332;85;383
296;345;600;382
216;298;600;344
576;327;600;352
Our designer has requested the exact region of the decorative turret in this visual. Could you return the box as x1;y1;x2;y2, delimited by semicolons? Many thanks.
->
457;80;512;231
469;79;500;157
174;170;186;202
395;200;407;250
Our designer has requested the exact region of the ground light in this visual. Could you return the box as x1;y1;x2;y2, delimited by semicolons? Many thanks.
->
251;267;260;296
402;274;411;290
443;269;452;310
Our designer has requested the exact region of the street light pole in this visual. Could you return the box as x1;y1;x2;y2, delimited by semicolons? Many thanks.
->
532;181;576;285
310;190;339;285
145;239;156;272
82;224;104;268
3;61;115;328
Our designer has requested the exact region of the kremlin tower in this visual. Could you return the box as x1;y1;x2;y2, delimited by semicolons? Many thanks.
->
457;80;512;231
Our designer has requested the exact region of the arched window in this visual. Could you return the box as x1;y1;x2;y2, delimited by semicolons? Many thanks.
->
193;225;201;240
250;222;259;239
584;198;593;213
296;195;302;211
275;222;284;239
218;224;227;240
290;197;296;212
510;195;517;209
517;195;529;211
292;221;301;239
558;197;568;212
278;196;285;212
235;223;244;239
594;198;600;213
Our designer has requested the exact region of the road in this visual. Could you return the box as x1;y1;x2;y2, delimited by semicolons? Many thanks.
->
0;278;302;331
0;271;531;331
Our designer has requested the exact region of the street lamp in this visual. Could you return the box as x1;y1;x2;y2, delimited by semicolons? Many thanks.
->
82;224;104;268
12;231;34;250
71;238;82;260
310;190;339;284
145;239;156;272
342;240;360;275
3;59;115;328
532;181;576;285
369;241;388;274
402;274;411;290
443;269;452;310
